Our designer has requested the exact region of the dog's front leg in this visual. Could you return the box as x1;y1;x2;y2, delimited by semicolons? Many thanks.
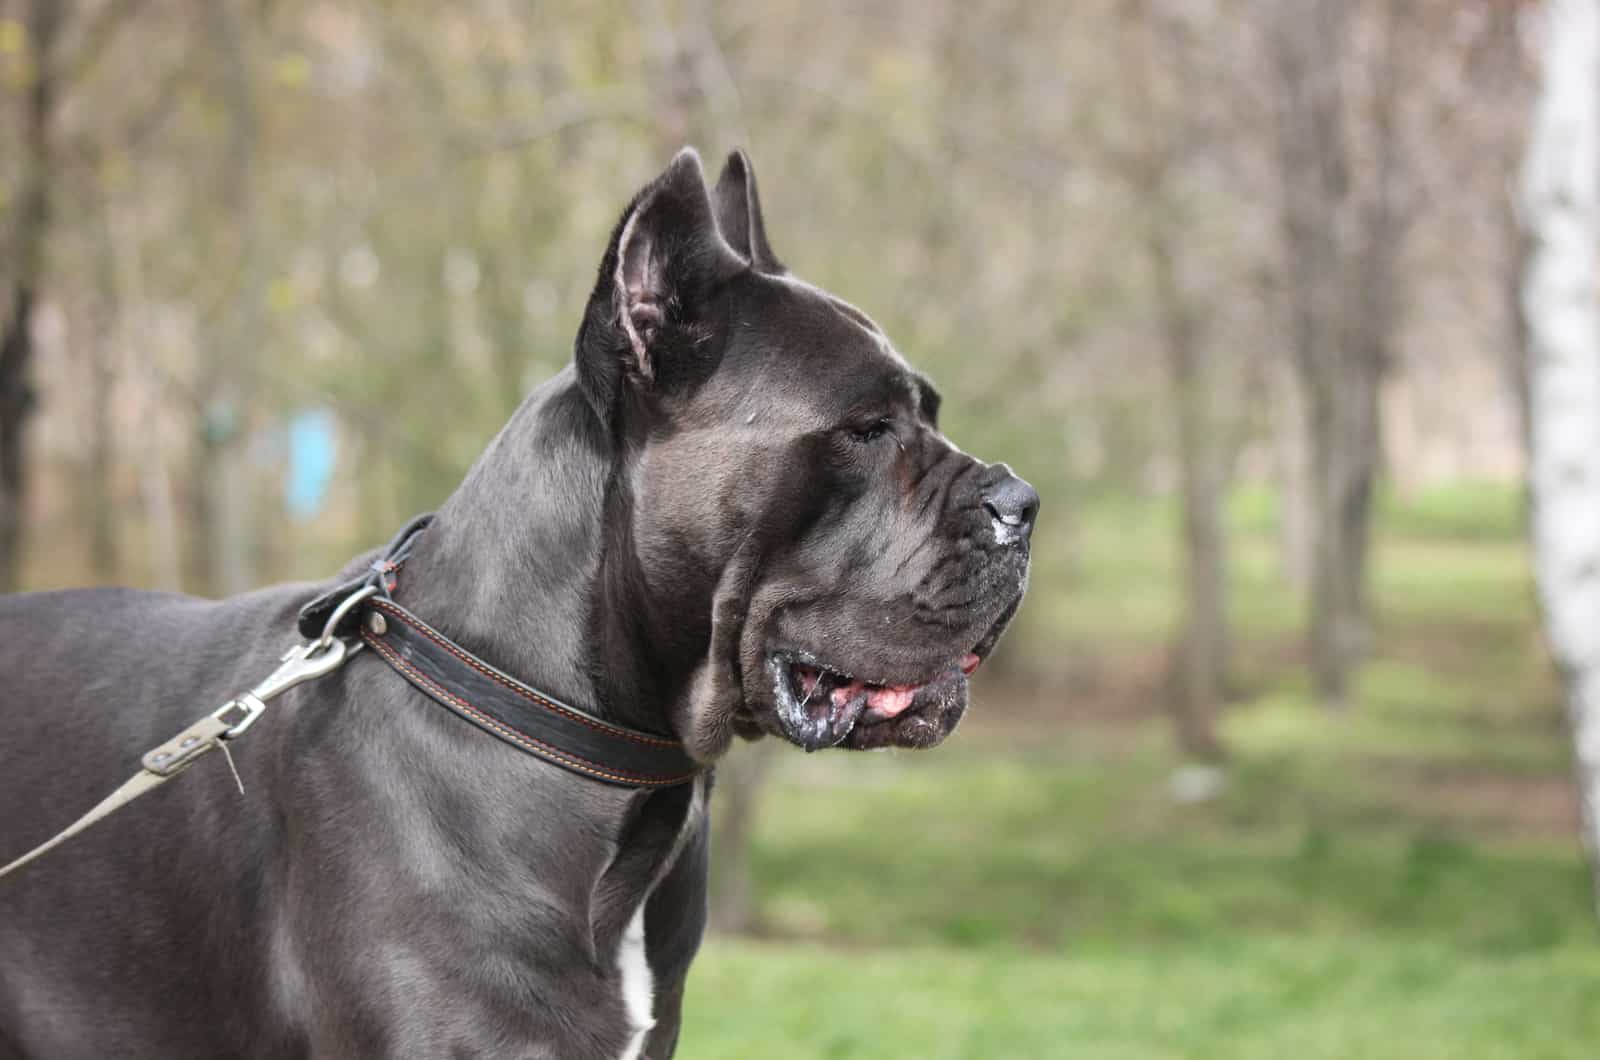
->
639;811;710;1059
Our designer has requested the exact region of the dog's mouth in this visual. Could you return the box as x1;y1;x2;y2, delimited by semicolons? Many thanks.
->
766;647;983;752
753;573;1025;753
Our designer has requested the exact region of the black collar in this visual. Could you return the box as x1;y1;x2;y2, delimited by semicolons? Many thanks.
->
297;515;703;789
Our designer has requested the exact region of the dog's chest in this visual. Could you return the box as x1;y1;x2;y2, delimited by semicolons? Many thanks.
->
611;773;706;1059
615;903;654;1060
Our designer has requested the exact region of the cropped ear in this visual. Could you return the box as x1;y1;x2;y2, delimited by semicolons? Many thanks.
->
575;148;743;418
713;149;784;274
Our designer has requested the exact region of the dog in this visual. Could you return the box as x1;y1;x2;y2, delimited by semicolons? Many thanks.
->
0;148;1036;1059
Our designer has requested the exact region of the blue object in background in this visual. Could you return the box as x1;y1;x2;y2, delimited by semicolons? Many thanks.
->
285;409;337;520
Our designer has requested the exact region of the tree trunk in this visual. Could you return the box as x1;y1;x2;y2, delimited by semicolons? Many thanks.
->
139;437;183;593
0;286;37;593
1264;0;1394;708
71;285;120;582
1273;357;1313;592
1521;0;1600;916
1502;184;1534;463
1127;0;1228;761
1170;380;1229;760
1306;400;1356;704
0;1;61;592
86;338;118;581
708;742;775;935
1307;366;1381;706
1149;223;1227;760
189;0;260;597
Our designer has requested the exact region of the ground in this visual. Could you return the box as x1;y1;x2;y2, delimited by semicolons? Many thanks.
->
684;483;1600;1058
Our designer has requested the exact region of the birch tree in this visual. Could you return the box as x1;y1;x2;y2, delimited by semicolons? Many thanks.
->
1521;0;1600;911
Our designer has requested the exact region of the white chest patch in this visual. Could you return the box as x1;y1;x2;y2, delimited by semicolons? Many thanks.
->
615;903;654;1060
614;775;704;1060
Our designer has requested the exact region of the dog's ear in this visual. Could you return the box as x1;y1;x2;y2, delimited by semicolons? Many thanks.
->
575;148;743;418
713;149;783;274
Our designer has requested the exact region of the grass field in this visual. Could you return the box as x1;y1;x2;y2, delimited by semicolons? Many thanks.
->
686;939;1600;1059
683;483;1600;1058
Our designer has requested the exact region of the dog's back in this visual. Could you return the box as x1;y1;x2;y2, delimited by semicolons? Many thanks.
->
0;585;312;1058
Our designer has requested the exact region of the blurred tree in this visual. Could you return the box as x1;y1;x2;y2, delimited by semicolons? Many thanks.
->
1476;5;1536;461
0;0;59;592
1;0;184;590
707;740;776;935
1123;0;1228;759
189;0;262;597
1259;0;1412;707
75;207;121;581
1521;0;1600;913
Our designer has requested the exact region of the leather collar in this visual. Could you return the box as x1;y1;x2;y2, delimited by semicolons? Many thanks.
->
297;515;703;789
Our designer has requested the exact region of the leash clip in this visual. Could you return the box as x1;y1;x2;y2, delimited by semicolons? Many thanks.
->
213;636;352;739
210;584;376;740
3;577;385;880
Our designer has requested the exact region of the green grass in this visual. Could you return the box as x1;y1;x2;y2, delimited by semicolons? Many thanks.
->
1379;480;1526;542
686;938;1600;1059
682;479;1598;1058
729;732;1589;952
684;724;1596;1057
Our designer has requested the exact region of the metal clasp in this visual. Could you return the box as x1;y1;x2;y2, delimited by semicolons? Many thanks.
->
212;637;351;739
201;585;376;740
318;584;377;648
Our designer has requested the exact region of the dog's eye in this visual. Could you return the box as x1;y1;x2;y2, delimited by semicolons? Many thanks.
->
848;418;892;444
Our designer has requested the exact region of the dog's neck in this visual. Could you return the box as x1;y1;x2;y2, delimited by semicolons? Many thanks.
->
394;365;695;739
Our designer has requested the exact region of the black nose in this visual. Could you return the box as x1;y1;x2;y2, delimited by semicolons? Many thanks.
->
982;473;1039;543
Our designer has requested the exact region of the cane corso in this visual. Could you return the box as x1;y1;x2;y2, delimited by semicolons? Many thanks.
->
0;148;1036;1059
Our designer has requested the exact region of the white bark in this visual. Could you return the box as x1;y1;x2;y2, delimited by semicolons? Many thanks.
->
1521;0;1600;912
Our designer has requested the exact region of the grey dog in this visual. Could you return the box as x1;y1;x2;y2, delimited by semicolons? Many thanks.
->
0;148;1036;1059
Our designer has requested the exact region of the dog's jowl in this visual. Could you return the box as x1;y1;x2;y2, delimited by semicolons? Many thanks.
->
0;149;1035;1059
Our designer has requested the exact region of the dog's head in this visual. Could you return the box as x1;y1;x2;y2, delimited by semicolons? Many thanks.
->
575;149;1036;759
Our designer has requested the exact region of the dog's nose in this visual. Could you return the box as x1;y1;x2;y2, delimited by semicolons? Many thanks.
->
982;473;1039;544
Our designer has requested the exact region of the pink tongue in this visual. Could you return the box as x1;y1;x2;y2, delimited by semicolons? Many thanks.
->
830;679;920;718
867;685;919;717
829;679;866;707
960;653;981;675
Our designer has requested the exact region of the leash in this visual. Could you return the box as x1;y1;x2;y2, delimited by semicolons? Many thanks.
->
1;515;702;880
0;587;369;880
